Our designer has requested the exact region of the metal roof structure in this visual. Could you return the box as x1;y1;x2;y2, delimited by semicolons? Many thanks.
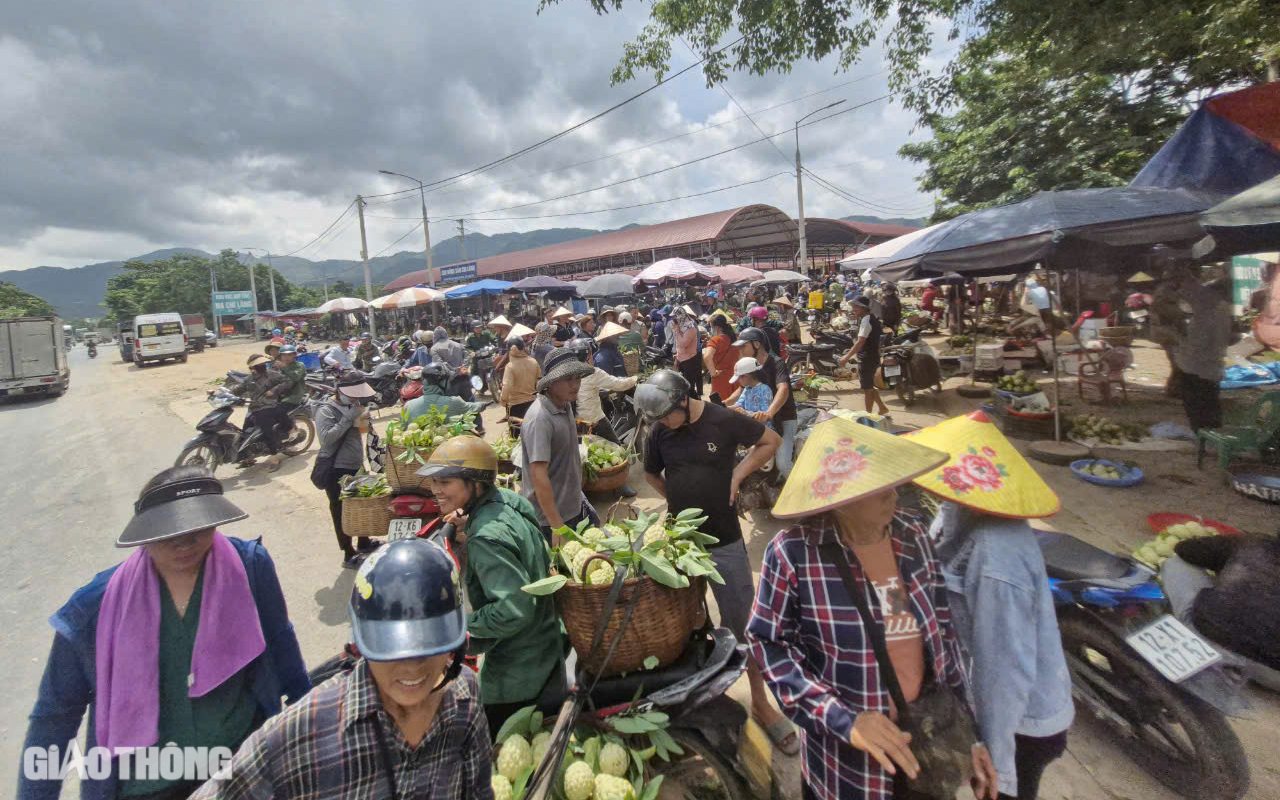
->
384;204;920;290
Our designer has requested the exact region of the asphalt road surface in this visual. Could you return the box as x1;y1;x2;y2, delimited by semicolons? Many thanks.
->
2;338;1278;800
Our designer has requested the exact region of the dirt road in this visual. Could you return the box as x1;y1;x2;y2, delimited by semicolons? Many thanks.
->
2;336;1276;799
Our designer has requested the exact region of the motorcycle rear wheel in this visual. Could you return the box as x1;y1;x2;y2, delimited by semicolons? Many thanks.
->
281;415;316;455
1058;615;1249;800
893;363;916;405
177;444;222;474
655;729;749;800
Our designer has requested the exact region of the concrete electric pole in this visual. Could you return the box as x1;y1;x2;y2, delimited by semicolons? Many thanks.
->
457;219;467;262
378;170;435;287
356;196;376;338
794;99;846;273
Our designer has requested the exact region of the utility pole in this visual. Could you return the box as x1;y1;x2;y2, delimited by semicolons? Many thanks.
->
378;170;435;287
267;251;277;311
322;279;329;302
794;100;847;273
247;252;259;335
209;265;219;338
457;219;468;262
356;196;376;338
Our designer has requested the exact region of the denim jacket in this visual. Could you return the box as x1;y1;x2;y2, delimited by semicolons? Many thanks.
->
930;503;1074;797
19;536;312;800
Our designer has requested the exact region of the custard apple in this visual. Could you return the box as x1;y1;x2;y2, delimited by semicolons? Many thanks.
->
582;527;608;548
597;742;628;777
491;774;513;800
562;540;585;562
563;760;596;800
603;523;626;539
586;561;616;586
593;772;635;800
497;734;532;782
642;524;667;547
531;730;552;764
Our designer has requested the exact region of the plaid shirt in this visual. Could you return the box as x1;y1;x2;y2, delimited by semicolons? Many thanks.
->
190;660;491;800
746;512;970;800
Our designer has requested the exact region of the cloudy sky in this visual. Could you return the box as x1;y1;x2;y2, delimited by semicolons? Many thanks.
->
2;1;949;270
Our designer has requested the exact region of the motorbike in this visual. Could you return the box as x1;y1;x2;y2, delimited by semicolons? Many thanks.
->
357;358;407;410
399;365;425;402
87;344;98;359
643;344;672;371
877;328;943;406
175;390;316;473
469;345;497;397
785;341;841;377
1036;530;1249;799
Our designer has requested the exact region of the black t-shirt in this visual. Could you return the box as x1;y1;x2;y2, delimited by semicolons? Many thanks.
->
644;402;766;546
755;353;798;422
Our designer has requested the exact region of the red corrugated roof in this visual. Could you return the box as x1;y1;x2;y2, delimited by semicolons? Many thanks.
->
386;205;797;291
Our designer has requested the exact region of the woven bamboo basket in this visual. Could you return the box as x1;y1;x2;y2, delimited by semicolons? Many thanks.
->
1099;326;1135;346
341;495;395;539
583;461;629;493
622;349;641;376
384;444;433;492
558;560;707;677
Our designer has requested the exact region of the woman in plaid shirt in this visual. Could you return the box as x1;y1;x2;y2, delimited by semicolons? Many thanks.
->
747;417;997;800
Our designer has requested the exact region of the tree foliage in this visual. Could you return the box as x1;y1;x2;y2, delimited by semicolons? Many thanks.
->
0;282;57;318
102;249;308;323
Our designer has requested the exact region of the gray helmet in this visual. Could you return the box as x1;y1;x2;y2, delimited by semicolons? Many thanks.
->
731;325;769;350
566;336;597;362
634;370;690;421
421;362;453;389
506;335;526;350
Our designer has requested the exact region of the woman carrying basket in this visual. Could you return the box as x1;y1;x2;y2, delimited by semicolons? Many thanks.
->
417;435;567;734
747;416;997;800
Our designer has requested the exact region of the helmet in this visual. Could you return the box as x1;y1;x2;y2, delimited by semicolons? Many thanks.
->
420;362;453;389
279;344;297;354
506;335;526;350
416;435;497;483
732;326;769;351
634;370;691;421
272;328;281;336
619;312;633;324
749;306;768;320
349;539;467;662
361;332;373;340
284;326;295;333
566;336;597;362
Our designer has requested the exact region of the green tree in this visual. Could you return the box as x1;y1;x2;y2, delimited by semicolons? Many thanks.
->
0;282;57;318
283;285;327;309
102;249;298;323
329;280;357;297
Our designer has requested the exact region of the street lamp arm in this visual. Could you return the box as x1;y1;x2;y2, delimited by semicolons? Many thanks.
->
795;98;849;128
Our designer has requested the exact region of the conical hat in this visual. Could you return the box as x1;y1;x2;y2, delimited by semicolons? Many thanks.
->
489;315;512;328
907;410;1060;518
772;417;949;519
508;322;535;338
1127;271;1155;283
596;321;629;341
551;306;574;319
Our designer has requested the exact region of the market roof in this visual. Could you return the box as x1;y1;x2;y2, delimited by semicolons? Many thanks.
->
386;205;799;290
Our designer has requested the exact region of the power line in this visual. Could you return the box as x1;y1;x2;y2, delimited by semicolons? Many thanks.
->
360;36;746;203
802;166;933;213
279;199;358;257
371;221;425;259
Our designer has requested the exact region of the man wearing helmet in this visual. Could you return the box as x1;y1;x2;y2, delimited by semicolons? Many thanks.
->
729;326;799;478
740;305;782;355
418;437;567;732
225;354;289;471
635;370;797;754
353;332;378;372
404;363;488;432
189;538;493;800
519;348;598;540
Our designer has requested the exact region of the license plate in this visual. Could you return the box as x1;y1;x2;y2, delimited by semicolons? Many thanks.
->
146;344;158;349
883;365;901;377
387;518;424;541
1125;614;1221;683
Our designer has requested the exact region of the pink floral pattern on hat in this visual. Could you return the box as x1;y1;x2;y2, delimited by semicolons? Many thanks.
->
936;445;1009;494
810;442;871;499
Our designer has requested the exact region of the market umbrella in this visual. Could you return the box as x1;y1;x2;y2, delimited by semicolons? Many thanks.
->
839;223;945;272
510;275;576;293
868;186;1226;282
370;286;447;309
1195;174;1280;259
443;279;514;299
753;269;808;285
315;297;369;313
578;272;637;298
632;257;717;286
706;264;764;284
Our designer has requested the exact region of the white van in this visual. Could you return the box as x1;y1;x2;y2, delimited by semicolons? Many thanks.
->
133;313;188;366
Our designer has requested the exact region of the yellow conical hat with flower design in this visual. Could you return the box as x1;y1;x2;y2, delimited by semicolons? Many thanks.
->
907;410;1060;518
772;417;950;519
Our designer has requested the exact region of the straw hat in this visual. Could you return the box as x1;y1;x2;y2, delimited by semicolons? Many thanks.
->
1127;271;1156;283
537;347;595;391
489;314;512;328
772;296;794;307
772;417;949;519
551;306;574;320
596;321;628;341
906;410;1060;519
508;322;536;338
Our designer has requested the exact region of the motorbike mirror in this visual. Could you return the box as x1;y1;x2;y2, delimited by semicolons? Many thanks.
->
470;375;484;392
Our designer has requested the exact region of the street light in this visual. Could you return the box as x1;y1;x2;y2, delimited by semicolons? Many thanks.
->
240;247;277;312
794;99;847;273
378;169;435;287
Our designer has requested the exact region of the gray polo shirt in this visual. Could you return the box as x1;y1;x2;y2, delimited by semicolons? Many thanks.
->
519;394;584;526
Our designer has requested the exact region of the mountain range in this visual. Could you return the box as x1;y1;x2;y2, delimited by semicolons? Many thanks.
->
0;214;925;319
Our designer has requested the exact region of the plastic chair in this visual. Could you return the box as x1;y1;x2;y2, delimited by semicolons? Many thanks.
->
1077;346;1131;405
1197;392;1280;469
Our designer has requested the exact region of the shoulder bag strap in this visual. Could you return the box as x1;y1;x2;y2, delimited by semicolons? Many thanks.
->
818;541;911;723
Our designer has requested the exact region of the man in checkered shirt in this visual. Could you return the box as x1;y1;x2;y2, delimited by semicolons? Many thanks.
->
191;539;493;800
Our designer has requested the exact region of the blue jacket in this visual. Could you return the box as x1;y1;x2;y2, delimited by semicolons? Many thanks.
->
19;537;311;800
930;503;1074;797
406;345;433;369
594;342;627;378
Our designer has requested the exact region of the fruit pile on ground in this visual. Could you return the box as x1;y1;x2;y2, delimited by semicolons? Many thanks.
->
997;370;1037;393
1068;414;1147;446
1077;460;1131;481
1132;519;1218;569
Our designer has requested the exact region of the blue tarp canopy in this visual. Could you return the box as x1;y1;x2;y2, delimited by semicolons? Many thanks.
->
444;279;513;299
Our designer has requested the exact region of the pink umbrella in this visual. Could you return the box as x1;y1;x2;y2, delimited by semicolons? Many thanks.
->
632;257;717;286
706;264;764;285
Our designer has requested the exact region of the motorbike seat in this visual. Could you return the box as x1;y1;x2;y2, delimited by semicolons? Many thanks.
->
580;627;731;708
1036;531;1132;582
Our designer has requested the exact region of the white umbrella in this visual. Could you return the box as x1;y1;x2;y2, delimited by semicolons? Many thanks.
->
315;296;369;313
753;269;808;285
632;257;717;285
371;286;447;309
839;223;943;272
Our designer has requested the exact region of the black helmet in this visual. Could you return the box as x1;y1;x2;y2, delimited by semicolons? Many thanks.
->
349;539;466;661
566;336;597;362
360;332;373;340
506;335;526;350
421;362;453;389
731;325;769;350
634;369;690;421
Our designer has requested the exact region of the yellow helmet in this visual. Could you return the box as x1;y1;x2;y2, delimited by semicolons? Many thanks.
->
416;435;498;483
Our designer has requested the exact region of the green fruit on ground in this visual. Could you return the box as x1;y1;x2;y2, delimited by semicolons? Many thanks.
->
497;734;532;782
598;742;629;777
564;760;596;800
492;774;513;800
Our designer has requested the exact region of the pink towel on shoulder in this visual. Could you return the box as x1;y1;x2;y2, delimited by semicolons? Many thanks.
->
94;532;266;751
